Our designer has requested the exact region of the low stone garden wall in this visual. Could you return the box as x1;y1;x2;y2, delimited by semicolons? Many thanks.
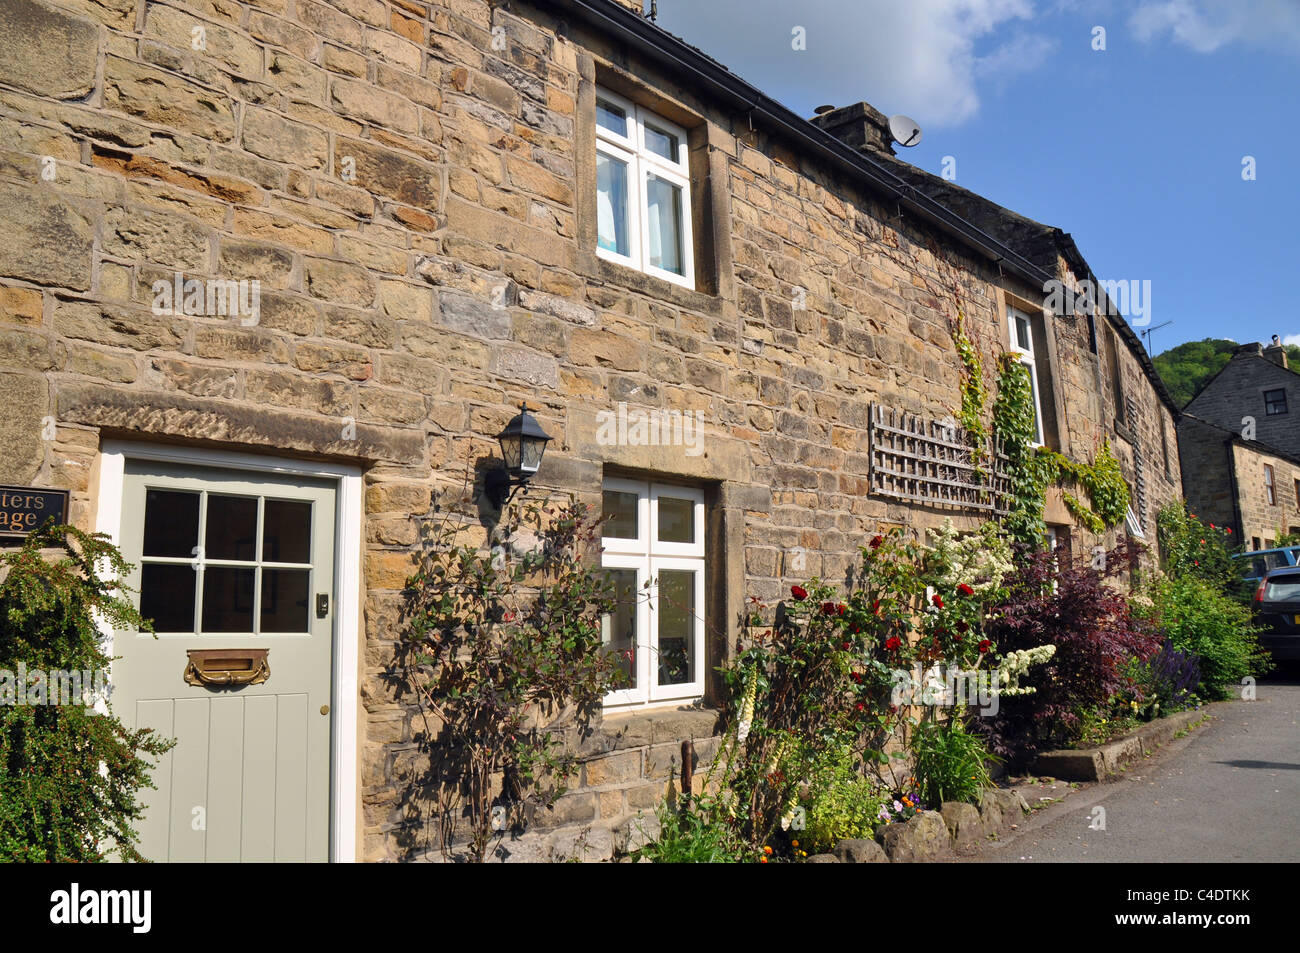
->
809;788;1030;863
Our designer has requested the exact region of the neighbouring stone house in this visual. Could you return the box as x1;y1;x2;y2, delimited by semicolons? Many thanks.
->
1178;342;1300;549
0;0;1181;862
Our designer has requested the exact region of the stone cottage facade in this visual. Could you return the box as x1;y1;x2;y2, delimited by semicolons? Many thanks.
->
1178;343;1300;549
0;0;1181;861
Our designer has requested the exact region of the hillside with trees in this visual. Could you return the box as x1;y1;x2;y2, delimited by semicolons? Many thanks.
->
1154;338;1300;408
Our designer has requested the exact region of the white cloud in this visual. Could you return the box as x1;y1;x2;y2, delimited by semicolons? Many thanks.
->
1283;334;1300;347
1130;0;1300;54
655;0;1056;128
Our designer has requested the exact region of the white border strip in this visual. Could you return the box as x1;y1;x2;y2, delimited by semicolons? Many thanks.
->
94;440;362;863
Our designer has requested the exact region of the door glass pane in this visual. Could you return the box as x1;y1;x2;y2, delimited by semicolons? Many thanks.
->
263;499;311;563
206;495;258;561
657;570;695;686
596;152;630;257
142;489;199;557
657;496;695;544
643;123;679;162
596;99;627;137
261;569;310;633
602;489;639;539
139;563;197;632
202;567;255;632
603;569;637;690
645;174;683;275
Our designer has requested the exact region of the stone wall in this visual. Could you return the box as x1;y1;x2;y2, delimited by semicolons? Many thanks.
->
0;0;1182;860
1231;443;1300;547
1176;416;1239;534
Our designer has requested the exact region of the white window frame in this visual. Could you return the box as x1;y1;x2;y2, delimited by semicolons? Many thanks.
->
1008;306;1045;447
594;87;695;290
600;478;706;709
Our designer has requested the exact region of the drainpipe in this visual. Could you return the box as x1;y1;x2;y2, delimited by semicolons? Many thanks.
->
1226;438;1245;543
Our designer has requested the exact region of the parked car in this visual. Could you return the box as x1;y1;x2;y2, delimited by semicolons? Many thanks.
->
1251;565;1300;662
1233;546;1300;585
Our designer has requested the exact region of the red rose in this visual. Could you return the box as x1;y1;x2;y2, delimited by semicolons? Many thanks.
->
791;585;807;601
837;603;847;615
841;642;851;650
869;535;883;549
956;621;969;633
821;601;836;615
872;599;882;616
978;639;991;653
957;583;974;596
851;672;863;683
1226;528;1233;534
885;636;902;651
855;702;865;712
932;594;944;608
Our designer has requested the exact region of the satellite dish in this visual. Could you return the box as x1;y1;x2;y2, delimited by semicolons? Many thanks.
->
888;114;922;147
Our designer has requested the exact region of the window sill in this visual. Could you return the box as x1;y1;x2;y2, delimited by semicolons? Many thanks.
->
578;251;725;316
1114;418;1136;445
581;704;721;755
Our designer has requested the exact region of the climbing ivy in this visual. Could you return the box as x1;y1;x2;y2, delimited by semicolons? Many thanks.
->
990;354;1130;547
951;311;987;449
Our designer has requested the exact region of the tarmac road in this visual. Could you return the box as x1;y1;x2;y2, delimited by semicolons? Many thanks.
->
965;670;1300;863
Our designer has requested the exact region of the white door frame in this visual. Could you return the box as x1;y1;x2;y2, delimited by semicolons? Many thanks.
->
94;440;362;863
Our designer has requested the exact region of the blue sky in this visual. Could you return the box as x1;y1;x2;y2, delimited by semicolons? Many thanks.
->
653;0;1300;356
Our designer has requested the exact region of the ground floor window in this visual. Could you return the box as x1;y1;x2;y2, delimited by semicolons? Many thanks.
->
600;477;705;709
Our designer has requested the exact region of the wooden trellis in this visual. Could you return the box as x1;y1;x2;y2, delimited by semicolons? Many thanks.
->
868;404;1011;515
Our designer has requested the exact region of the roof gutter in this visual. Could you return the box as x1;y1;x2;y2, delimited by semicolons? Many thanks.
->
551;0;1054;289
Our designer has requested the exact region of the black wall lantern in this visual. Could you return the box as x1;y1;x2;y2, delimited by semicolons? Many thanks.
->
486;402;552;507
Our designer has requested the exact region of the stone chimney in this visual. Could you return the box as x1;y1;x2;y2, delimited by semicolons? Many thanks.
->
810;102;895;156
1264;334;1289;369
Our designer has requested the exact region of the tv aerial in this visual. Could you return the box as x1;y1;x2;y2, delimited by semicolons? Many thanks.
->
1140;320;1173;354
888;114;923;148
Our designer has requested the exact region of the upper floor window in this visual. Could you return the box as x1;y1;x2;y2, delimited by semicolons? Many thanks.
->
601;478;705;709
1265;464;1277;506
1008;306;1044;447
1264;389;1288;416
594;88;694;289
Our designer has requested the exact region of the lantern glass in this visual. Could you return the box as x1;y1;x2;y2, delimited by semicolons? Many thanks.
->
520;435;546;473
499;433;523;472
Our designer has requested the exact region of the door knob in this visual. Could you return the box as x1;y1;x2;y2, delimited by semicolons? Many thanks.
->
320;704;330;715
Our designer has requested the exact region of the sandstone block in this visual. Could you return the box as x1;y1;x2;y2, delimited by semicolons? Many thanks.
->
0;0;99;99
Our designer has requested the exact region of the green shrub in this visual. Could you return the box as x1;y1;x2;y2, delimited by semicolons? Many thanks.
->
629;796;750;863
801;745;889;854
0;524;173;862
1136;576;1271;699
911;717;997;806
1156;502;1240;592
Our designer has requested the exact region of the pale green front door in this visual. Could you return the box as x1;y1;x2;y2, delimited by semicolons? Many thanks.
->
113;460;336;862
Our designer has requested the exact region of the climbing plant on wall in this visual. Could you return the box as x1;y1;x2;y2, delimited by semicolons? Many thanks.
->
950;311;987;450
990;355;1131;548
